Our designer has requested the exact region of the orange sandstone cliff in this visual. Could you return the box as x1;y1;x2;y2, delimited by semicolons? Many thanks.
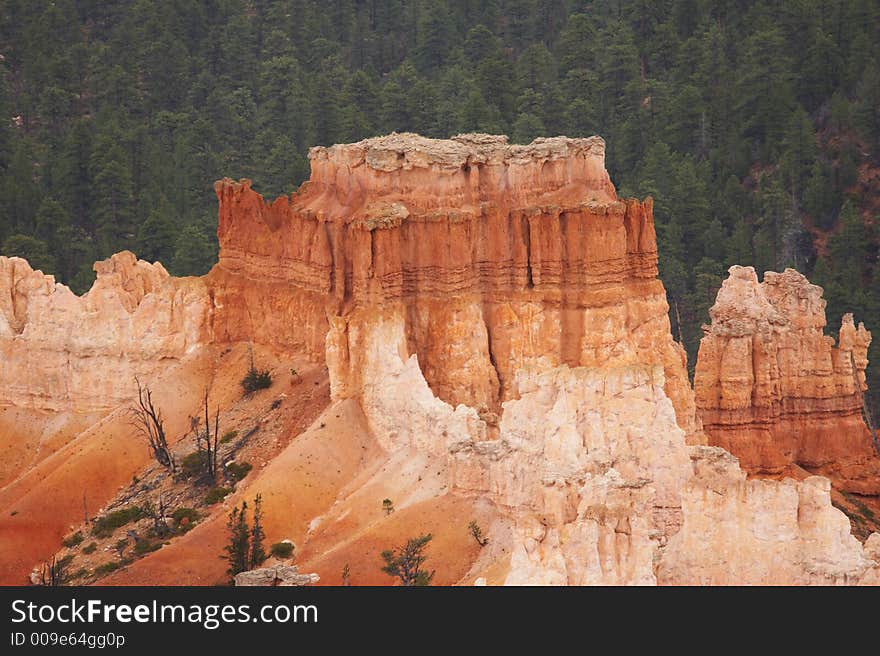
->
211;133;697;434
1;133;879;586
695;266;880;495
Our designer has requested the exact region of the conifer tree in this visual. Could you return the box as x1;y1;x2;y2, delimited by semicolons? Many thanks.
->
249;494;267;570
136;200;177;265
171;224;213;277
225;502;250;581
380;534;435;586
1;234;56;274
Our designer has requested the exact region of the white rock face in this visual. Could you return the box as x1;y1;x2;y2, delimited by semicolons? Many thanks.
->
659;448;877;585
326;307;486;454
0;252;212;412
454;364;689;585
328;308;880;585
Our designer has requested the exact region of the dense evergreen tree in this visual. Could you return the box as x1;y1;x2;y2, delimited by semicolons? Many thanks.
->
829;201;871;294
0;0;878;405
1;234;56;274
136;199;178;265
172;224;214;277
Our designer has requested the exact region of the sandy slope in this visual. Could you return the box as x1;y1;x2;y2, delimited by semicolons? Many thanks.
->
2;338;497;586
0;406;105;488
104;399;378;584
0;351;216;584
105;398;497;586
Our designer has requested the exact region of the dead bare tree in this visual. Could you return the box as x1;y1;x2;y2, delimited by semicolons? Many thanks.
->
197;389;221;482
130;378;175;471
143;495;171;538
37;556;68;586
672;298;684;346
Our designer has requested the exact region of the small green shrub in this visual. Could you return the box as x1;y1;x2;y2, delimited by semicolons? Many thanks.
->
172;513;199;534
57;554;75;570
10;510;18;516
468;520;489;547
82;542;97;554
133;540;162;556
92;506;147;538
71;567;89;579
241;367;272;395
94;561;121;576
172;507;200;525
204;487;231;505
220;430;238;444
269;541;294;559
180;450;211;478
225;461;252;482
62;531;84;548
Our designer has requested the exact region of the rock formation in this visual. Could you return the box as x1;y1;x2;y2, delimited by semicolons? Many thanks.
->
0;251;211;412
212;133;698;436
234;565;319;586
695;266;880;495
2;133;879;585
659;448;879;585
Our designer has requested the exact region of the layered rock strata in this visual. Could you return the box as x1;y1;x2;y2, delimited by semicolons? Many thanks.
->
213;133;697;435
295;135;877;583
695;266;880;494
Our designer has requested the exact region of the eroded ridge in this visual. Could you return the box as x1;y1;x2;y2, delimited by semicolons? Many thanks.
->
695;265;879;494
212;134;695;431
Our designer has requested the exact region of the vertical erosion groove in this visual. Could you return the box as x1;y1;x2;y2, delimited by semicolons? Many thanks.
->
523;212;534;289
481;300;503;409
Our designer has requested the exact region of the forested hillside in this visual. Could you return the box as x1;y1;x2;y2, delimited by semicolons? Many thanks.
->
0;0;878;404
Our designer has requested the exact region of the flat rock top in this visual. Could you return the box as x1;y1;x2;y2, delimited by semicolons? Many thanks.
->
309;132;606;172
